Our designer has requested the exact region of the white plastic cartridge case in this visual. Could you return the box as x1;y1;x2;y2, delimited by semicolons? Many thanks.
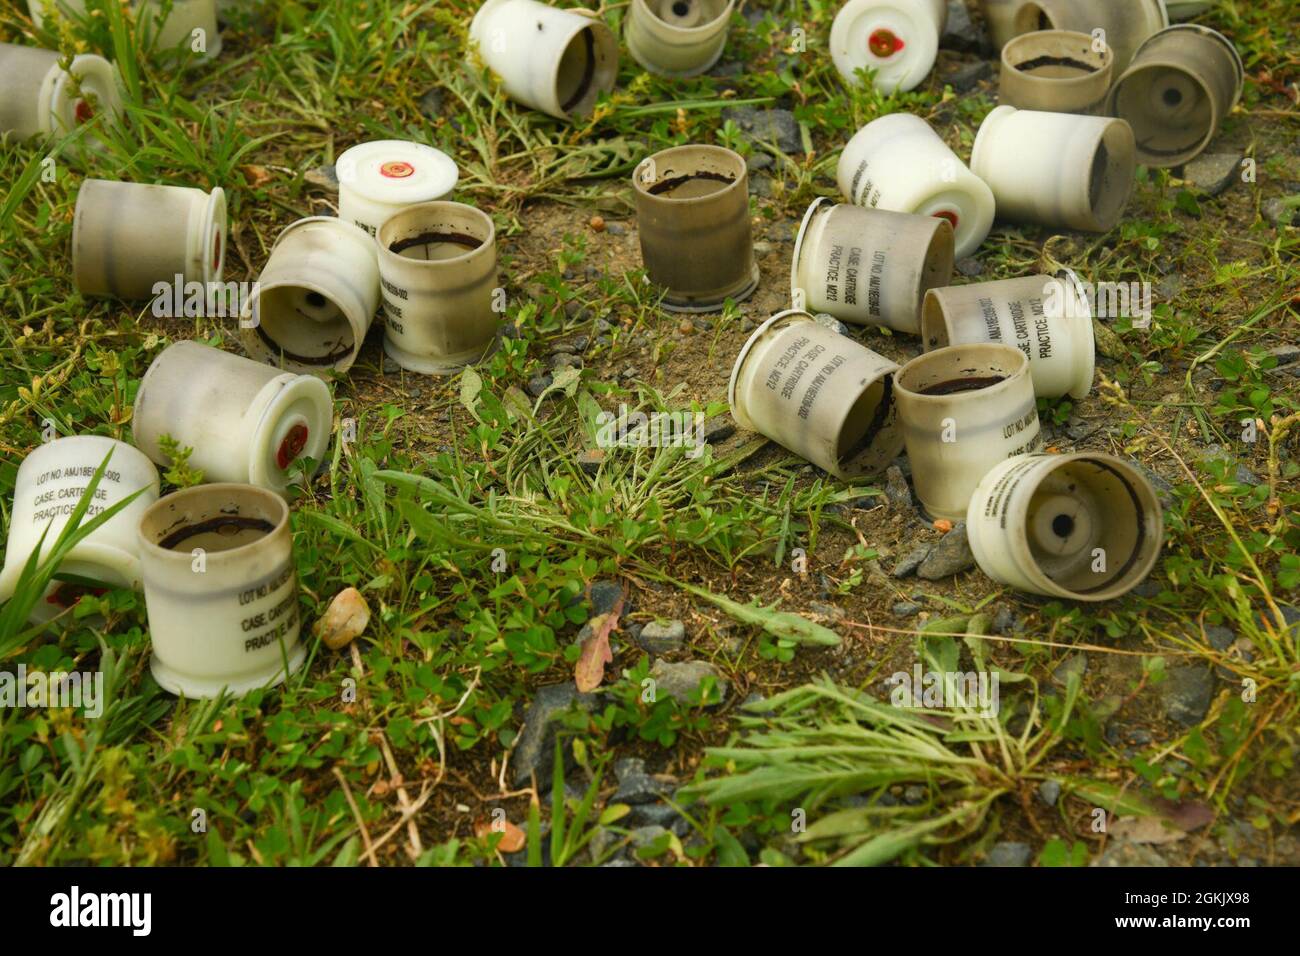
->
894;343;1042;521
837;113;995;260
625;0;734;77
27;1;221;59
966;452;1163;601
977;0;1168;73
921;272;1095;399
0;43;122;141
240;217;381;376
728;309;905;480
72;179;226;300
469;0;618;120
138;483;306;698
791;197;954;334
0;436;159;625
830;0;947;93
998;30;1113;114
335;139;459;237
376;201;500;375
970;106;1136;233
132;341;333;495
1108;24;1244;168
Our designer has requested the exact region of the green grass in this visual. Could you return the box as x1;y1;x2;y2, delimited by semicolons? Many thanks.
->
0;0;1297;866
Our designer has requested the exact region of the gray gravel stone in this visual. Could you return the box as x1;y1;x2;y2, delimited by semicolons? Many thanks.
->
512;682;597;786
884;465;912;511
892;542;933;578
650;659;728;705
892;601;922;617
720;105;802;154
1161;664;1215;726
525;373;553;398
1204;625;1235;651
637;618;686;655
940;0;985;51
984;841;1032;867
813;313;850;336
1037;780;1062;807
917;522;975;579
702;417;735;444
1095;842;1168;867
589;580;625;616
1183;152;1242;196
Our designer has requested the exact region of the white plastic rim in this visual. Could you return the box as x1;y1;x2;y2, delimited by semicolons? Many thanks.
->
240;217;381;375
336;140;459;237
138;483;306;698
893;342;1043;521
469;0;619;119
830;0;947;93
0;44;123;142
626;0;734;77
966;453;1164;601
28;1;222;60
790;197;953;334
837;113;995;260
922;271;1095;399
728;309;904;479
991;0;1169;73
970;105;1136;233
133;341;333;495
1108;24;1244;169
0;436;160;626
998;30;1113;114
72;179;226;300
376;201;500;375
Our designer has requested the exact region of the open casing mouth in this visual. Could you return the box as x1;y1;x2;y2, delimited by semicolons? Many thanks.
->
633;143;759;312
0;436;160;627
999;30;1113;114
791;197;954;334
921;270;1096;398
728;309;904;479
376;200;500;374
970;105;1136;233
993;0;1169;73
966;453;1164;600
240;217;380;375
1107;24;1244;168
894;343;1043;521
625;0;734;78
836;113;995;260
469;0;618;120
138;482;306;698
